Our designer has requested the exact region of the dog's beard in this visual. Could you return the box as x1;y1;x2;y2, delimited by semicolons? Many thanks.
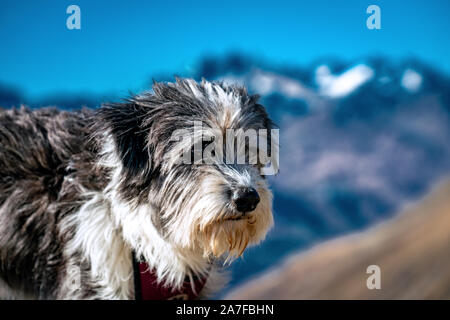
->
201;217;256;260
199;186;273;261
163;172;273;262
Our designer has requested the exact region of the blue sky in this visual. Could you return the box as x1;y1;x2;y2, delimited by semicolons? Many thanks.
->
1;0;449;100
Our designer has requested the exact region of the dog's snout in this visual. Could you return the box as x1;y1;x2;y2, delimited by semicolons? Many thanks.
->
233;187;260;213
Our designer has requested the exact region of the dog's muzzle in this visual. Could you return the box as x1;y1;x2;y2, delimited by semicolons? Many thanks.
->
232;187;260;213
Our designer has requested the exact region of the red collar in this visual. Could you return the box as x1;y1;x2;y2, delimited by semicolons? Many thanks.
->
133;254;207;300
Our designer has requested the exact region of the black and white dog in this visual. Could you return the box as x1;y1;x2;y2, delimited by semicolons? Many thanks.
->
0;78;276;299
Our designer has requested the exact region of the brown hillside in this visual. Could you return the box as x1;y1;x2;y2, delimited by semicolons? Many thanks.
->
226;180;450;299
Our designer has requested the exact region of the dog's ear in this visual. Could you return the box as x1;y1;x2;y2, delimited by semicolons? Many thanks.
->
97;101;153;179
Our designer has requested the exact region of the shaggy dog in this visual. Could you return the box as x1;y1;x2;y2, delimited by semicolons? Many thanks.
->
0;78;276;299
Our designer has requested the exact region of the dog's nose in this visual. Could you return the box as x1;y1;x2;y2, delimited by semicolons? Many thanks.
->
233;188;260;213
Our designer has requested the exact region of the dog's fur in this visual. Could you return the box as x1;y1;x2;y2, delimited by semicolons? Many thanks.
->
0;78;275;299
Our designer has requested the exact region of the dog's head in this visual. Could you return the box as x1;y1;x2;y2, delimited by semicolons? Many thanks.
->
99;78;277;261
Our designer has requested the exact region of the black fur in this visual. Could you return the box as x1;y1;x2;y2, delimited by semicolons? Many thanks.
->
0;107;105;298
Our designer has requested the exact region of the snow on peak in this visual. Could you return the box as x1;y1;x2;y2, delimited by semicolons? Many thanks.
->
316;64;374;98
249;70;313;99
401;69;422;93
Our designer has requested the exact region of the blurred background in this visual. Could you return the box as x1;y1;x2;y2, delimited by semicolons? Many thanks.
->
1;0;449;299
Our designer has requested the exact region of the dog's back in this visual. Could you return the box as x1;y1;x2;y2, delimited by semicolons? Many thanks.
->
0;107;100;298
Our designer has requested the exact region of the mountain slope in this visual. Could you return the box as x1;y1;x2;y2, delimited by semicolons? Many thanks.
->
226;180;450;299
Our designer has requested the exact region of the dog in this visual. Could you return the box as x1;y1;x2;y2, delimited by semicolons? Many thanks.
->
0;78;276;299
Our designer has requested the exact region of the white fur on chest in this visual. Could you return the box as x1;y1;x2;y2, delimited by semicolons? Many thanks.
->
60;134;226;299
